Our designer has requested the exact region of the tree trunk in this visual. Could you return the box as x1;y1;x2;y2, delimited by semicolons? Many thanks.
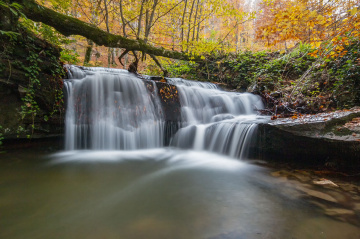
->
180;0;188;51
192;0;200;42
196;7;202;42
137;0;146;38
145;0;159;42
186;0;196;52
119;0;127;37
84;39;94;65
103;0;111;67
111;48;117;65
9;0;200;61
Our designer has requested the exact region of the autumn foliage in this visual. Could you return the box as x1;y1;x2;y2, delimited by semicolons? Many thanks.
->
24;0;357;72
14;0;359;115
256;0;360;54
32;0;254;68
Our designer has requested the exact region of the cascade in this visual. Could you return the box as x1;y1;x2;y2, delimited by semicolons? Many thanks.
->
167;78;265;158
64;66;265;158
64;65;164;150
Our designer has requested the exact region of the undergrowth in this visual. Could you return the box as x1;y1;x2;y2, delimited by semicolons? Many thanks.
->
165;40;360;116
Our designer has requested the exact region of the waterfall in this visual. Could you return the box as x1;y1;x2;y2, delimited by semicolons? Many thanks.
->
166;78;263;124
167;78;265;158
64;65;164;150
64;66;266;159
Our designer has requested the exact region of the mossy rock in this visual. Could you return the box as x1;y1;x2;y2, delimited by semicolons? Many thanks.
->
0;26;65;139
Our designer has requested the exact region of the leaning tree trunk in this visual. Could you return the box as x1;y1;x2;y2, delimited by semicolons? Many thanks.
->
7;0;202;62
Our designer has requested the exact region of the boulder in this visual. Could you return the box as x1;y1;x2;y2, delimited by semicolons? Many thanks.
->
257;109;360;172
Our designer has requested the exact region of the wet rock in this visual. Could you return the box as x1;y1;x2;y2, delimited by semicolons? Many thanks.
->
144;80;182;145
301;188;338;203
0;27;65;140
354;203;360;211
258;109;360;172
325;208;355;216
313;179;338;187
154;81;181;122
324;208;359;225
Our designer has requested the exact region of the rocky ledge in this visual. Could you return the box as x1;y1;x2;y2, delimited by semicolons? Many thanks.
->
257;108;360;172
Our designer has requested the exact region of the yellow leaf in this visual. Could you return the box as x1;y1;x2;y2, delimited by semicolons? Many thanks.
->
350;8;358;16
311;41;321;48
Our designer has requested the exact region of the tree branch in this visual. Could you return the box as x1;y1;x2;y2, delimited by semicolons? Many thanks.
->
149;54;168;77
12;0;201;61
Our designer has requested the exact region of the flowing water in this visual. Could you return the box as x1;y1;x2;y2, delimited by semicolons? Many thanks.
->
166;78;265;158
64;66;164;150
1;66;359;239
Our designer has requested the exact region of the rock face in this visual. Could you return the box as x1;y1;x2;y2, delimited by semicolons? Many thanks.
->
146;78;182;146
257;109;360;172
0;27;65;139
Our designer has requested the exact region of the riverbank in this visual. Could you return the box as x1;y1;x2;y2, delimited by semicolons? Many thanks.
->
257;108;360;173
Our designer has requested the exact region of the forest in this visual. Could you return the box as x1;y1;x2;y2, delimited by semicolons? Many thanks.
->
1;1;360;238
0;0;359;143
1;0;359;121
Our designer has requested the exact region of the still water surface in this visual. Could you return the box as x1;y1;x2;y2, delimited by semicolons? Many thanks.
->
1;148;359;239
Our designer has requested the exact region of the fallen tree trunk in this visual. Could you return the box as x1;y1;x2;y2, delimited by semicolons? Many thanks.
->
10;0;200;62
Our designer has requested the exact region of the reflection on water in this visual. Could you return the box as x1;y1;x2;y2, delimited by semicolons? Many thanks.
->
0;149;359;239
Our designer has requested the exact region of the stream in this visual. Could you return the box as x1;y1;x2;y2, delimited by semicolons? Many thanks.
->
1;148;359;239
1;66;359;239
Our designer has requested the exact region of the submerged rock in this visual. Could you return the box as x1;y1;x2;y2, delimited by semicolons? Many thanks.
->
268;168;360;226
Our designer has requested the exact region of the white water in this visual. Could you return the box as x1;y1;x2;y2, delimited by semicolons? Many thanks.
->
64;66;266;158
166;78;262;124
64;66;164;150
167;78;266;158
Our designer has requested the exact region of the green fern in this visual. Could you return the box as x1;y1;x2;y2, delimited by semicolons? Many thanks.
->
0;1;7;8
0;1;26;19
0;30;20;40
10;2;23;10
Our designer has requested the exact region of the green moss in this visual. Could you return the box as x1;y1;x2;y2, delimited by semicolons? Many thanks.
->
332;127;353;136
165;40;360;112
0;22;65;139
